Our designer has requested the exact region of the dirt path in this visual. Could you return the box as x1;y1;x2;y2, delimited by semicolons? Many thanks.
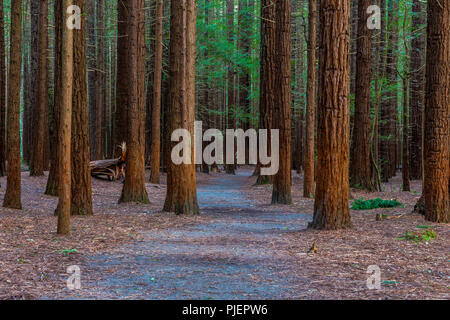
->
64;169;311;299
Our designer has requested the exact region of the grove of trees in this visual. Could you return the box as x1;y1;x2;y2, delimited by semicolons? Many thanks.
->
0;0;448;234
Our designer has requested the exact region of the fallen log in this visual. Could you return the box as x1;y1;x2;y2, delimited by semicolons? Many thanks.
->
90;142;126;181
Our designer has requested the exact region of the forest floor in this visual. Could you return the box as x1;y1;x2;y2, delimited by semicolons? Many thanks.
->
0;167;448;299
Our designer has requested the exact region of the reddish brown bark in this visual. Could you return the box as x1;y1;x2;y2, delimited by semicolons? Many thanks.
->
409;0;425;180
163;0;199;214
423;1;449;223
3;0;22;209
225;0;236;175
0;0;6;176
238;0;252;138
303;0;316;198
71;0;93;216
45;0;62;196
120;0;150;204
149;0;163;184
310;0;352;230
379;0;399;181
27;0;39;168
255;0;275;185
94;0;104;160
57;0;74;235
114;0;129;157
30;0;48;177
349;0;375;191
87;0;96;160
271;0;292;204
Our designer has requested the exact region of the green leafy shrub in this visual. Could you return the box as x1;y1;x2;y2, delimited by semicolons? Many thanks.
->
351;198;403;210
398;228;437;243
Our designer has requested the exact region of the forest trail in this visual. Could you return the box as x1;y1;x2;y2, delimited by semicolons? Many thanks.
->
66;169;311;299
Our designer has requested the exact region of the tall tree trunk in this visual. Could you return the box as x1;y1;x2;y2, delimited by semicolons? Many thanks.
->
271;0;292;205
30;0;48;176
87;0;96;160
423;0;449;223
27;0;39;169
409;0;425;180
149;0;163;184
114;0;129;157
71;0;93;216
238;0;251;137
45;0;62;196
380;0;399;181
349;0;374;191
255;0;275;185
3;0;22;209
402;75;410;191
120;0;150;204
0;0;6;176
225;0;236;175
57;0;74;234
163;0;199;214
303;0;316;198
94;0;104;160
310;0;352;230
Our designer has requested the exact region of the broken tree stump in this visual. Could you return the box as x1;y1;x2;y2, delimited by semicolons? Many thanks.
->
90;143;127;181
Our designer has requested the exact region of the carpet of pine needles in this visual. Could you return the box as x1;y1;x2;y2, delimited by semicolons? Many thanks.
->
245;170;449;299
0;171;212;300
0;168;448;300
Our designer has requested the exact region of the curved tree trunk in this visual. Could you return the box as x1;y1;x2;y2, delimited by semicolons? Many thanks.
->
310;0;351;230
423;1;449;223
271;0;292;204
3;0;22;209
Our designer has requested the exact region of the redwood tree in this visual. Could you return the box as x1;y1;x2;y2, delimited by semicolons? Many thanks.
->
120;0;150;204
71;0;93;216
255;0;275;185
303;0;316;198
423;0;449;223
409;0;425;180
310;0;352;230
114;0;129;157
149;0;163;184
163;0;199;214
271;0;292;205
94;0;104;160
57;0;74;235
46;0;63;196
225;0;236;175
30;0;49;177
350;0;375;191
0;0;6;176
3;0;23;209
